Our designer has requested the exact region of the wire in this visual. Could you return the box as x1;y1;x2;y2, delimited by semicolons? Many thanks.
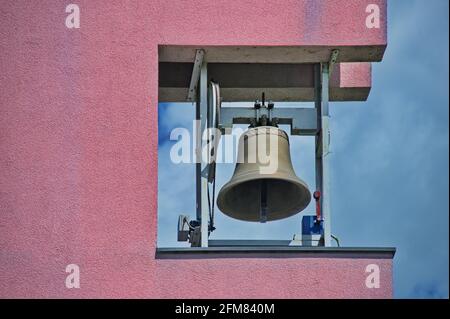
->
211;173;216;228
331;234;340;247
206;81;220;233
206;171;216;231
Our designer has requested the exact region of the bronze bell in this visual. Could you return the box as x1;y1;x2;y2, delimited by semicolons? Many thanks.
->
217;126;311;222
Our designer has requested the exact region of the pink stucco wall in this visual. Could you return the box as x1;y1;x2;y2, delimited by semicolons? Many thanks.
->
0;0;391;298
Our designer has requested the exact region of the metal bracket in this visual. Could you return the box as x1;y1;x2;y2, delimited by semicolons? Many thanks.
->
177;215;202;247
187;49;205;102
219;107;318;136
329;49;340;76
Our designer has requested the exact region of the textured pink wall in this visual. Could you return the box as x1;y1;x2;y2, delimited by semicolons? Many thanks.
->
0;0;390;298
155;258;392;299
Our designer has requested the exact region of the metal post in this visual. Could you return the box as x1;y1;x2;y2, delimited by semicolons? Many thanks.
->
195;95;202;223
315;63;332;247
199;61;209;247
194;50;206;223
314;64;322;203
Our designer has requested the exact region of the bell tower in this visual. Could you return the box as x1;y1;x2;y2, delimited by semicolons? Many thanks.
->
0;0;395;299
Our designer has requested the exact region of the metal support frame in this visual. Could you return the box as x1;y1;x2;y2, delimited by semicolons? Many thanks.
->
192;54;213;247
191;57;209;247
315;63;332;247
198;61;210;247
191;54;335;247
193;49;207;246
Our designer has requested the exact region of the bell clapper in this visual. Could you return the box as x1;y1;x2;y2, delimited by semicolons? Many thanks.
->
260;180;268;223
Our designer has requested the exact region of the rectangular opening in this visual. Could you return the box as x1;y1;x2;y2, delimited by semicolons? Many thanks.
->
158;45;323;249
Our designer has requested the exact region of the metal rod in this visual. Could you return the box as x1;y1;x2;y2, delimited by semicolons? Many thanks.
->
260;180;268;223
195;97;202;222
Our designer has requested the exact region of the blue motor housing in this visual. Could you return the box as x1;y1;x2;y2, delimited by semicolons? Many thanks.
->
302;215;324;236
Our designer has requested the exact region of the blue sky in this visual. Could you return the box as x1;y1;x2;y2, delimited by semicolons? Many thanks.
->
157;0;449;299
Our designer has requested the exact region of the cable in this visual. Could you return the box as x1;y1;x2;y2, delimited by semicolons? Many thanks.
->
211;174;216;229
206;81;220;232
210;82;219;230
331;234;340;247
206;170;216;232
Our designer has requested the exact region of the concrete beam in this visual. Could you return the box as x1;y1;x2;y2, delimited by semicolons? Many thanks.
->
159;62;373;102
159;45;386;64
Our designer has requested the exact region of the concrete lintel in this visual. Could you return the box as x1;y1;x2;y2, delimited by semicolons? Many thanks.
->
155;246;396;259
159;45;386;64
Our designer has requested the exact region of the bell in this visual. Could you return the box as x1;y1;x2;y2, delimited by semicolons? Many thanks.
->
217;126;311;222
